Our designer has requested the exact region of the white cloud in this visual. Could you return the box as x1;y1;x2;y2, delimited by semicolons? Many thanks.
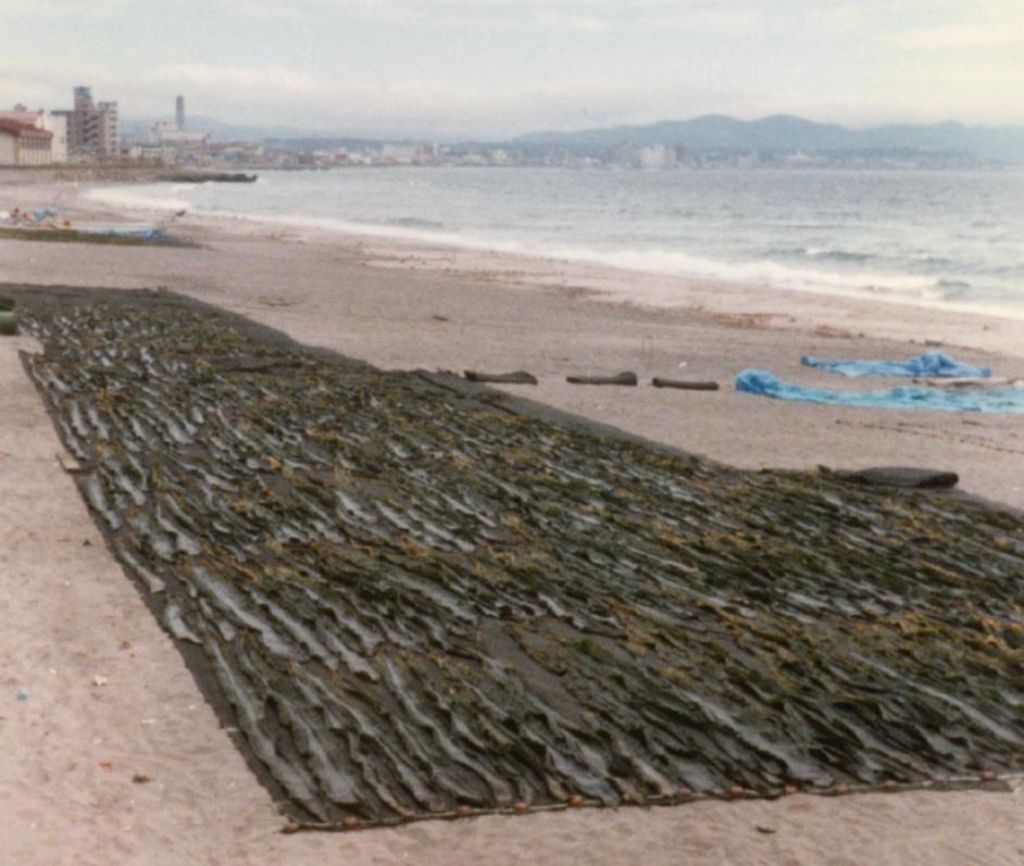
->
2;51;1021;137
3;1;1024;133
46;63;753;137
1;0;143;17
886;22;1024;49
215;0;768;33
152;64;322;102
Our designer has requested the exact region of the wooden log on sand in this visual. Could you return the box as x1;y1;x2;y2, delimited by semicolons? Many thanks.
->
566;371;638;386
819;465;959;489
0;299;17;336
464;370;539;385
651;377;719;391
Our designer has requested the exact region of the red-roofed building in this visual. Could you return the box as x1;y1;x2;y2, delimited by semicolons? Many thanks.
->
0;106;67;161
0;119;54;166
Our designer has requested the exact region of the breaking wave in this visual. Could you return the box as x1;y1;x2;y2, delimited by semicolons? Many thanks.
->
86;168;1024;319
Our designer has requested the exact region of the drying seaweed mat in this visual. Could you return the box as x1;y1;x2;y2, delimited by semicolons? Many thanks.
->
11;285;1024;830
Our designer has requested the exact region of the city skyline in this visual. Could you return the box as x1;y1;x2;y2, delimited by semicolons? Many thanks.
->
1;0;1022;139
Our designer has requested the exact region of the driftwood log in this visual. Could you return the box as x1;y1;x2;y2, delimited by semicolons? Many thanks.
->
566;371;638;386
463;370;538;385
651;377;719;391
0;307;17;336
819;466;959;489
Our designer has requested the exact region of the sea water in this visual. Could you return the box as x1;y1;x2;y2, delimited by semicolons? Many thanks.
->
90;167;1024;318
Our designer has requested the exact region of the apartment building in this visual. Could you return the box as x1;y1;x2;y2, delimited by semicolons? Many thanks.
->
53;86;119;158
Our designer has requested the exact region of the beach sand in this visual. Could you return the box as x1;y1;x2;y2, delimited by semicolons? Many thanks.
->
1;177;1022;864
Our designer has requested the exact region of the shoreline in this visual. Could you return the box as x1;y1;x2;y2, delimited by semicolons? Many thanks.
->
82;176;1024;338
2;177;1023;510
9;174;1024;355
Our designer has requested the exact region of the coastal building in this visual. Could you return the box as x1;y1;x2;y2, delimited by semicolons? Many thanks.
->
0;119;54;166
379;143;420;164
608;142;677;169
638;144;676;169
0;107;68;162
52;86;119;159
376;143;438;165
151;122;209;148
145;95;208;162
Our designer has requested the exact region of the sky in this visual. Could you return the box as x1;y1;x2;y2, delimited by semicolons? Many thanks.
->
1;0;1022;138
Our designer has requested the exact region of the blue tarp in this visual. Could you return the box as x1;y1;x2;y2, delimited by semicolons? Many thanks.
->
736;369;1024;413
78;226;161;240
32;207;59;221
800;351;991;379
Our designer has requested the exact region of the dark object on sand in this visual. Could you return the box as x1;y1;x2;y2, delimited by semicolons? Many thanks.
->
161;172;257;184
820;465;959;489
651;377;719;391
566;371;638;386
464;370;538;385
0;299;17;335
14;286;1024;829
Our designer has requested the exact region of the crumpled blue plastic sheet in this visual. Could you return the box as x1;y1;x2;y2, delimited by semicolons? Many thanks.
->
101;228;158;239
79;226;161;240
800;351;991;379
736;369;1024;413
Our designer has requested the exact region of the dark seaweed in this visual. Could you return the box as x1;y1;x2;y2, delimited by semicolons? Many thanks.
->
15;288;1024;826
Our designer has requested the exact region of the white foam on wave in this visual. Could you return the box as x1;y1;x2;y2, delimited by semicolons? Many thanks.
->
87;183;1024;322
544;244;936;297
86;184;193;213
194;208;943;300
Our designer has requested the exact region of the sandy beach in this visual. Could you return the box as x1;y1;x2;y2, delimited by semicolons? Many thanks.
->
1;175;1023;865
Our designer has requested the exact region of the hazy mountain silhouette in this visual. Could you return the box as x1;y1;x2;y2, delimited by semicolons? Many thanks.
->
120;112;1024;161
514;114;1024;161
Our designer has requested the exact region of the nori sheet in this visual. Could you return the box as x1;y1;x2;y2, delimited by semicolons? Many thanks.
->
12;286;1024;826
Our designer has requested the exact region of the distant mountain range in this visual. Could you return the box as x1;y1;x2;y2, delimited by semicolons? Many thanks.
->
120;113;1024;162
513;114;1024;161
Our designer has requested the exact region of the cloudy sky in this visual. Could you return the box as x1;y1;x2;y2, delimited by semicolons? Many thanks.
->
1;0;1022;138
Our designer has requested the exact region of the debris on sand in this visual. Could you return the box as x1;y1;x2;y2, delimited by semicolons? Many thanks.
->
567;371;638;386
463;370;538;385
820;466;960;490
0;296;16;336
651;377;719;391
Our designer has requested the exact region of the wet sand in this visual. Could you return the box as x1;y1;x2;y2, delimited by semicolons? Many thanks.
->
1;178;1023;864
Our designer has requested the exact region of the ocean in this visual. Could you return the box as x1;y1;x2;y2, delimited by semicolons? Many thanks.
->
90;167;1024;318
